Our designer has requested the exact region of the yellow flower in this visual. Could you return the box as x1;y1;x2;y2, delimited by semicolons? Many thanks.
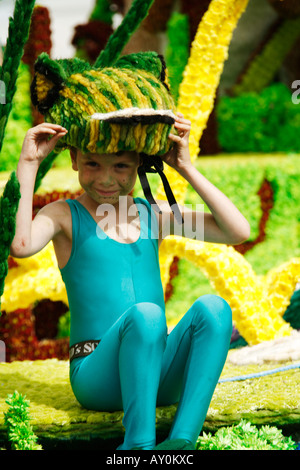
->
159;236;296;345
3;243;68;312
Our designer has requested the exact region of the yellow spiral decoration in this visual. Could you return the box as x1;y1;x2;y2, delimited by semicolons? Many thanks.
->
159;236;296;345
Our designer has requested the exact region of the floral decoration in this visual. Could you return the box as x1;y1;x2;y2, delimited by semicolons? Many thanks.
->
159;236;296;345
156;0;251;322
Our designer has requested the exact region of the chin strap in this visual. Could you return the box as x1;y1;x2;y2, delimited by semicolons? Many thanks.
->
137;154;184;225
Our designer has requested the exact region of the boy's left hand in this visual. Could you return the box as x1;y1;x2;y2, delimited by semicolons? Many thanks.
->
161;112;192;173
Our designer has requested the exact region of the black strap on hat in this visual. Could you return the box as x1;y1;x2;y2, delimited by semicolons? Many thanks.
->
138;154;184;225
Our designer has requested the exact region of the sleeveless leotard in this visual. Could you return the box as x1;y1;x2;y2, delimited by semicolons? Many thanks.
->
58;198;232;451
60;197;165;346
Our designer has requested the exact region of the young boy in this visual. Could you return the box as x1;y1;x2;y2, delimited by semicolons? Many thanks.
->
10;113;250;450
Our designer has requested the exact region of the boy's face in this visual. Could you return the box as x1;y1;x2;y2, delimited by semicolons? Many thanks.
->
70;148;141;206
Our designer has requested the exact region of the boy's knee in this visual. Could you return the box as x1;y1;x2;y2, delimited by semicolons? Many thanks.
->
126;302;167;342
192;294;232;336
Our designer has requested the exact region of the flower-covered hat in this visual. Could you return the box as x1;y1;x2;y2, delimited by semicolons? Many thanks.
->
30;51;176;157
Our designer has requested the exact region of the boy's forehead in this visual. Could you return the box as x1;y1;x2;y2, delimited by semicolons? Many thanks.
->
80;150;139;160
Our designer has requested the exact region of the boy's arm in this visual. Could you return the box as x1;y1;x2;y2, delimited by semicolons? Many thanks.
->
160;113;250;245
10;123;68;258
175;167;250;244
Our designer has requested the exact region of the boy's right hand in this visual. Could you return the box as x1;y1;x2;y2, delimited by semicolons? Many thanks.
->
19;123;68;166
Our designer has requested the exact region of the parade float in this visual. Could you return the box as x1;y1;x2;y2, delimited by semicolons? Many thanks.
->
0;0;299;450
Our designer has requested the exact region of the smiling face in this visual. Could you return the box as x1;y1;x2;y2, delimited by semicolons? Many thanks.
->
70;148;141;207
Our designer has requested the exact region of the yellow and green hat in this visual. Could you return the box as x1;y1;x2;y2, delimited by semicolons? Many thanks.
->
31;51;176;157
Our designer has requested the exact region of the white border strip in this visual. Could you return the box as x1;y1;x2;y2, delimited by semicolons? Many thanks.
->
91;107;176;121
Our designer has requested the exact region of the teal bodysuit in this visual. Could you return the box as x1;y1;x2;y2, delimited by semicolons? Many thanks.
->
60;197;232;450
60;198;164;345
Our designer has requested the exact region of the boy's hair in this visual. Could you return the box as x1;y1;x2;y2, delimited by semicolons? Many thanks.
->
69;146;140;160
70;146;77;155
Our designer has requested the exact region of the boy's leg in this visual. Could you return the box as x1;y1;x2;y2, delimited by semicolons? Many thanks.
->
157;294;232;446
70;302;167;450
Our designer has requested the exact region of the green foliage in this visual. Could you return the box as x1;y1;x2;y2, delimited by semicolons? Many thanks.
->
0;0;35;317
165;258;215;325
0;171;20;302
283;289;300;329
0;61;32;171
190;159;263;243
4;391;42;450
0;0;36;153
90;0;113;24
34;151;59;192
245;155;300;274
196;420;297;450
95;0;155;68
165;12;190;104
217;83;300;153
232;18;300;95
56;310;71;339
